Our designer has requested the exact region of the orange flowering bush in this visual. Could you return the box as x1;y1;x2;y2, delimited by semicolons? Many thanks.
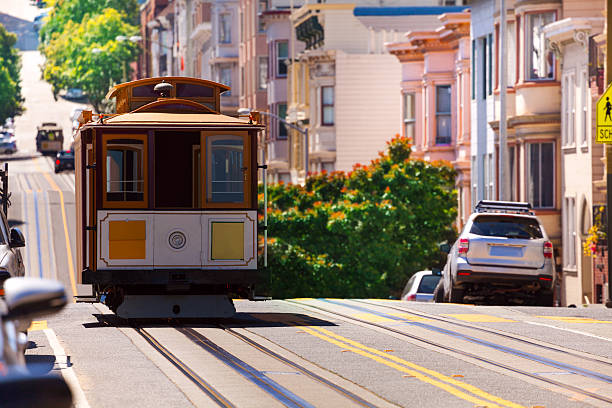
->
259;135;457;299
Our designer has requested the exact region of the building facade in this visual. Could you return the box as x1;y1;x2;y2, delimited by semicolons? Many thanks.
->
387;10;472;228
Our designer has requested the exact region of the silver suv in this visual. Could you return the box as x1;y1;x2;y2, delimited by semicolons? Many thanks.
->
438;201;555;306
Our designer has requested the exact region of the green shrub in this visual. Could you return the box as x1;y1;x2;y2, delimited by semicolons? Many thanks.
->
260;135;457;299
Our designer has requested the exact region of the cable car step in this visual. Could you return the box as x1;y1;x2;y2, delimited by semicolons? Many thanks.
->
115;294;235;319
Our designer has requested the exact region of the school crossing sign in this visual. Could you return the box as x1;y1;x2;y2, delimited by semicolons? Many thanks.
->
597;83;612;144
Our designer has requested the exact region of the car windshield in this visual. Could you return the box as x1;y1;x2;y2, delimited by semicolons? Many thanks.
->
470;215;543;239
417;275;441;293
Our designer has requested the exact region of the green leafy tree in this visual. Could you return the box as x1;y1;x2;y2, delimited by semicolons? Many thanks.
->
261;136;457;299
41;5;140;112
0;24;24;124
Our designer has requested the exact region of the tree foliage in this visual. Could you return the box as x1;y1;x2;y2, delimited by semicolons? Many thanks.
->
0;24;24;124
40;2;140;112
261;136;458;299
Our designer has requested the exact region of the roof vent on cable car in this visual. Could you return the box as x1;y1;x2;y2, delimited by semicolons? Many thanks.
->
154;81;173;98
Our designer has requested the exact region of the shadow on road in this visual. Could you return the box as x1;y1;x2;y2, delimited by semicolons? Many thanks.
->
25;355;56;375
84;312;337;329
0;13;38;51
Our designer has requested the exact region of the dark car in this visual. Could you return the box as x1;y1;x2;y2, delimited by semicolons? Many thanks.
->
54;150;74;173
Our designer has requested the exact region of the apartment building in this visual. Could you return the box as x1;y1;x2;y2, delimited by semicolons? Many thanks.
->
211;0;240;114
470;0;608;305
387;10;472;228
138;0;174;78
544;0;605;305
287;3;451;183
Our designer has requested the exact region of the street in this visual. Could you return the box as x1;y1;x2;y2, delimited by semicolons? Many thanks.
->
2;1;612;407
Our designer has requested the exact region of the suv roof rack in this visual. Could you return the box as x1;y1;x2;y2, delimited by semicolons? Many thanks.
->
474;200;534;215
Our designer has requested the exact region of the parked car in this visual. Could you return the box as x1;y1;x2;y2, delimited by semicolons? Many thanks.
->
0;133;17;154
401;270;442;302
438;201;554;306
54;150;74;173
0;277;72;407
64;88;85;100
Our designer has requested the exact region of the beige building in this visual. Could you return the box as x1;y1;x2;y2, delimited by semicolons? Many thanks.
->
544;0;605;305
287;4;449;183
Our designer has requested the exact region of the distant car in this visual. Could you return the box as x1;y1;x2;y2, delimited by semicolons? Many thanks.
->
439;201;555;306
54;150;74;173
33;9;49;31
401;270;442;302
0;133;16;155
64;88;85;100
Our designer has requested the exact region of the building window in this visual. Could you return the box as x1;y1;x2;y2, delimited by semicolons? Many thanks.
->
220;66;232;96
258;0;267;32
527;142;555;208
564;196;576;268
277;103;287;139
562;72;575;146
258;57;268;90
509;145;516;201
403;92;415;141
581;69;589;146
435;85;452;144
321;86;334;126
525;12;555;80
471;39;475;100
276;41;288;77
219;13;231;44
481;36;487;99
488;33;493;95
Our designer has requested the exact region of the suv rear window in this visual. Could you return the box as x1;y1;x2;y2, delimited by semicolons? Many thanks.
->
470;215;543;239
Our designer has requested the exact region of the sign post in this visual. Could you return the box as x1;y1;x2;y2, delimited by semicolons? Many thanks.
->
597;84;612;307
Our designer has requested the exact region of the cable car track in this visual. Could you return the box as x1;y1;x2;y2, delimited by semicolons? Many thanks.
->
353;299;612;368
285;299;612;405
97;309;385;408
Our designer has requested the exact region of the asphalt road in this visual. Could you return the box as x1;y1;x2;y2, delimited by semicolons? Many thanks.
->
4;1;612;407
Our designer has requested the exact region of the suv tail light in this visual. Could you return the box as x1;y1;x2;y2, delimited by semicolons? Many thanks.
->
543;241;553;259
458;238;469;255
405;294;416;301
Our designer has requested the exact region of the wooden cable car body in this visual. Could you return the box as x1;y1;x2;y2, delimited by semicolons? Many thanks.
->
73;77;264;318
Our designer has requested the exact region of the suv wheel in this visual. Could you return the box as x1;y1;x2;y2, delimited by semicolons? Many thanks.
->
449;281;464;303
536;291;554;307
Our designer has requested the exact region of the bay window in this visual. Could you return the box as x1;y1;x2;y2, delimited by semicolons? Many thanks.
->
435;85;452;144
525;12;555;80
403;92;415;141
527;142;554;208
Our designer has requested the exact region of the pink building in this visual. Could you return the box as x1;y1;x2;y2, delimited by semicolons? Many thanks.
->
238;0;268;112
387;12;471;228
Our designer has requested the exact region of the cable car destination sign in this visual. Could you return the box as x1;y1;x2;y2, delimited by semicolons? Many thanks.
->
597;83;612;144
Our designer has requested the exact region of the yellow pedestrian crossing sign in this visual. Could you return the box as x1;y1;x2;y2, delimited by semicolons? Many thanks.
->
597;83;612;143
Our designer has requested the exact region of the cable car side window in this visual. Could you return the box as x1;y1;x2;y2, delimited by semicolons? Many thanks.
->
205;134;248;205
102;135;148;208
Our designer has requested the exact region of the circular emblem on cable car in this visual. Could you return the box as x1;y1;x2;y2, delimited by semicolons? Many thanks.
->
168;231;187;250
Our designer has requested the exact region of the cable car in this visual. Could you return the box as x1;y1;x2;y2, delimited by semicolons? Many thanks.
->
73;77;265;318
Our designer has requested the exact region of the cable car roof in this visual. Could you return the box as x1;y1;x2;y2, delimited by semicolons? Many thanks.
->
102;112;260;127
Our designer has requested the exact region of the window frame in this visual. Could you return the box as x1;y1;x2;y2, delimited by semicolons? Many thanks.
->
275;40;288;78
435;84;452;145
101;133;148;209
403;92;416;140
219;13;232;44
258;56;268;90
526;141;555;209
524;10;557;82
201;130;251;209
277;103;288;140
219;66;232;96
321;86;334;126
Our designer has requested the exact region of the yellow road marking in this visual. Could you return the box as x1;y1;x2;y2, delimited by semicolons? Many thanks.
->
28;320;47;331
300;325;525;408
536;316;612;324
442;314;517;323
38;162;77;300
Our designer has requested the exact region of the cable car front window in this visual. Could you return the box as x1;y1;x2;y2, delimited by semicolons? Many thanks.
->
105;139;144;202
207;136;244;203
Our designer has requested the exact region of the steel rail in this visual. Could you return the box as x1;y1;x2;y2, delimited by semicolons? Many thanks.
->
177;327;315;408
219;324;381;408
285;299;612;405
136;327;235;408
354;299;612;368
